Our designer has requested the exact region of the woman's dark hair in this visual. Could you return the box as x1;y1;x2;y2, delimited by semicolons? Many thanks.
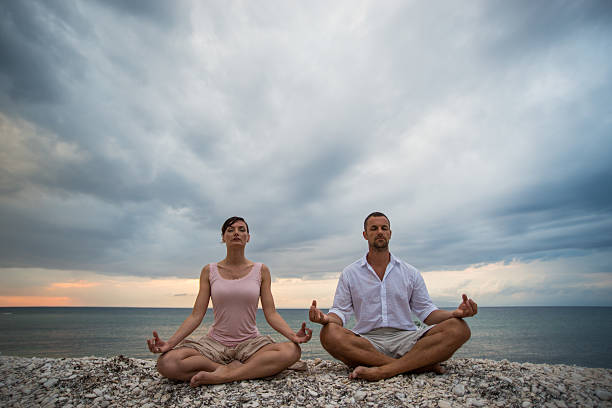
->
221;216;249;236
364;211;390;230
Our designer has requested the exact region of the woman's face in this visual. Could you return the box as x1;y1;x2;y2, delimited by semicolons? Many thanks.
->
222;220;250;246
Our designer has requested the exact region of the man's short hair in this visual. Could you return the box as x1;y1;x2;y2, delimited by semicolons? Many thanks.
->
364;211;390;230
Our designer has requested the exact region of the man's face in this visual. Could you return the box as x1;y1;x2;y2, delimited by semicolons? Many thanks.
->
363;216;391;250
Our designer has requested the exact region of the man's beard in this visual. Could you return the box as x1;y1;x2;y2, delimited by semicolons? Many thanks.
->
372;238;389;250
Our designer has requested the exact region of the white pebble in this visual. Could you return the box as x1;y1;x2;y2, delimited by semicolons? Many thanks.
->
354;391;367;401
452;383;465;396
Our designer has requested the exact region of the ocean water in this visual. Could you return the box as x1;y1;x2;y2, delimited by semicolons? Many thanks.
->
0;307;611;368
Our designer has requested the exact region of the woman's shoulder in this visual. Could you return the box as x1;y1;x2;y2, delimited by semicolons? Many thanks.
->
255;262;270;279
200;263;214;278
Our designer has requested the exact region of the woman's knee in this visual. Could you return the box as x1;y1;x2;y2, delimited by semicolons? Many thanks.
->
156;354;175;378
281;341;301;363
156;349;189;379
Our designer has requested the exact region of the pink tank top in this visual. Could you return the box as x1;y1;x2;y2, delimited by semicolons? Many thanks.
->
207;262;262;346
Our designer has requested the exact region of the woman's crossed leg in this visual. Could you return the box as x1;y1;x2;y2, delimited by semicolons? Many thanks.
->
190;342;300;386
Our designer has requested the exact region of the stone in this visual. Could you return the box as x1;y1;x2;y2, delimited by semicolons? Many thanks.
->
595;389;612;401
1;355;611;408
43;378;58;388
452;383;465;396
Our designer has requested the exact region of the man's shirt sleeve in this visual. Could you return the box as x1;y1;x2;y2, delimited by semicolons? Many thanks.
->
409;269;439;323
328;270;353;326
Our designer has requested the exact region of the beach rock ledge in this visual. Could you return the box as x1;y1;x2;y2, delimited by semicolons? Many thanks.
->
1;355;611;407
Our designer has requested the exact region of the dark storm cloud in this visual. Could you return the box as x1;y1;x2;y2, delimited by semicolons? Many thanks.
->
0;201;143;269
481;0;612;59
0;0;610;295
0;1;87;103
394;167;612;270
95;0;189;27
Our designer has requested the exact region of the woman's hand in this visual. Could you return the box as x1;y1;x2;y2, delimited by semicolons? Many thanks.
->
291;322;313;344
146;331;172;354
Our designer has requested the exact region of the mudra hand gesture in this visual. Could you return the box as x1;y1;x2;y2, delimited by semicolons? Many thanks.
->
451;294;478;318
147;331;172;354
290;322;313;344
308;300;330;325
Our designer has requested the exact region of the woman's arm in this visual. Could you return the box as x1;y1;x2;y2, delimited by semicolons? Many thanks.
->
147;265;211;353
260;265;312;344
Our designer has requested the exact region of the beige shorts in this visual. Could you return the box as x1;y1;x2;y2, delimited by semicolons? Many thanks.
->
176;335;275;364
358;326;433;358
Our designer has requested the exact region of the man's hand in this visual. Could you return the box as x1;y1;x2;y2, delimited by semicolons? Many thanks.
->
146;331;172;354
291;322;313;344
309;300;330;325
452;294;478;318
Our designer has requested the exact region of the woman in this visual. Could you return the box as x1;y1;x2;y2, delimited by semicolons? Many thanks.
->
147;216;312;386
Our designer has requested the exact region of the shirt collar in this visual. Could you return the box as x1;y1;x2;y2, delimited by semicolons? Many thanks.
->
359;252;400;267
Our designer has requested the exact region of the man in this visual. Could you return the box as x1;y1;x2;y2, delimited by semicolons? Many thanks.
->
309;211;477;381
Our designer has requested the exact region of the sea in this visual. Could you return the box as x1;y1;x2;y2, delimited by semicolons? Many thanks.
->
1;307;611;369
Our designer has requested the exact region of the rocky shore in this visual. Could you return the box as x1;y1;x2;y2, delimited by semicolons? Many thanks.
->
1;355;611;407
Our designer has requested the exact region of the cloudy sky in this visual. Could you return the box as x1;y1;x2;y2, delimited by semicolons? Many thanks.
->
1;0;611;308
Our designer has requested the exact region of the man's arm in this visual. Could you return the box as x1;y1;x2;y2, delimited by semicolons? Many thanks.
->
423;294;477;325
310;270;353;326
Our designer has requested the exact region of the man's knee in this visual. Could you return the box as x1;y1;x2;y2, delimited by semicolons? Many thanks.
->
447;317;471;344
320;323;343;350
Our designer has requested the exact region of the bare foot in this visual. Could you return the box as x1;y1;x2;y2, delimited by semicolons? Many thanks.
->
349;366;387;381
189;361;244;386
412;362;446;374
350;363;446;381
287;360;308;371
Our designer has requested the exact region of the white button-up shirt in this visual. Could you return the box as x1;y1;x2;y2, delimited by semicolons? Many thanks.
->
328;253;438;334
